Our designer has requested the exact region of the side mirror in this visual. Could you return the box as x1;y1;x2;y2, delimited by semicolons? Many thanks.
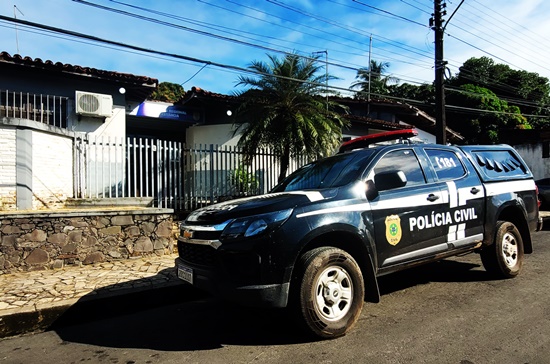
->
374;170;407;192
365;180;378;200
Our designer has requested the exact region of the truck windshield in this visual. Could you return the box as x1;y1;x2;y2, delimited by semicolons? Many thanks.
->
271;150;374;192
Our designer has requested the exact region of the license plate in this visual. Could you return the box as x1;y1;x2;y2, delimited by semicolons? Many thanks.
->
177;265;193;284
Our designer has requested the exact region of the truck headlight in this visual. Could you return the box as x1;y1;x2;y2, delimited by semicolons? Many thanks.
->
220;209;293;240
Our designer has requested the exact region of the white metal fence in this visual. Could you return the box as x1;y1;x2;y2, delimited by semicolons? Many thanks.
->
74;136;309;211
1;89;68;128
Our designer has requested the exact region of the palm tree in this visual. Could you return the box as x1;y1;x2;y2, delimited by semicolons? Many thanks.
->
233;53;349;182
351;60;398;98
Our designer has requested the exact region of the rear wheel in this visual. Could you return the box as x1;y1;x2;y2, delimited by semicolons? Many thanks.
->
295;247;364;339
480;221;524;278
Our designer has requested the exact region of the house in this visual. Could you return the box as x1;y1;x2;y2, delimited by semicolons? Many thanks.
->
0;50;465;213
335;96;464;144
123;87;467;210
0;51;157;210
140;86;464;147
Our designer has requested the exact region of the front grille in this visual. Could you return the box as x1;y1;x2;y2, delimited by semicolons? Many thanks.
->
177;241;217;267
191;230;221;240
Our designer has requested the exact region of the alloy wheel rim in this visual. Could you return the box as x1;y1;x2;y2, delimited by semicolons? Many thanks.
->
501;232;518;268
314;266;353;321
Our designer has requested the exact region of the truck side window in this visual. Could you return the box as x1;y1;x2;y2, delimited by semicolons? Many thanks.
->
373;149;426;188
426;149;466;181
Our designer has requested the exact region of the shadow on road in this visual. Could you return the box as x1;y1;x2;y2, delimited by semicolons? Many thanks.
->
52;257;490;350
51;267;314;350
378;257;489;296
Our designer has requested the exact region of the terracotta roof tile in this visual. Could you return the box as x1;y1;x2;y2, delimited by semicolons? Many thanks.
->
0;51;158;87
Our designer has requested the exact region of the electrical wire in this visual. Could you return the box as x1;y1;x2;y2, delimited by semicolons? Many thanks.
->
77;0;437;86
5;0;548;121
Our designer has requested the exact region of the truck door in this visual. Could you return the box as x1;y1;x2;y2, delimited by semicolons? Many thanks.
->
423;148;485;250
368;148;449;268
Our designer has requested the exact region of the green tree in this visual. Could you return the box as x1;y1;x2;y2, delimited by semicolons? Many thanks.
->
351;60;399;98
149;82;185;103
233;53;349;182
388;82;435;106
446;84;530;144
450;57;550;128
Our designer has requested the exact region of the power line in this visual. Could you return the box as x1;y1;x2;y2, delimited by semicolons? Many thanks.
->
400;0;432;14
352;0;427;27
75;0;439;86
109;0;435;71
74;1;379;76
111;0;548;97
5;0;547;122
445;11;550;73
0;14;364;97
455;5;548;64
470;0;550;48
445;33;524;71
73;0;294;59
445;104;549;119
445;86;548;110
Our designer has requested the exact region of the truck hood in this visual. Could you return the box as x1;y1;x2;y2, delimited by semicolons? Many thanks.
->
186;191;328;224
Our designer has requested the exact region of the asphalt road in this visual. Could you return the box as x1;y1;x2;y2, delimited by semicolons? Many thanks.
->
1;228;549;364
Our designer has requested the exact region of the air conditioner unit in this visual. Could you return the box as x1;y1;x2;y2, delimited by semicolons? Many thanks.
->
75;91;113;117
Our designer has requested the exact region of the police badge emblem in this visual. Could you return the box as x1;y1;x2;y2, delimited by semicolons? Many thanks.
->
385;215;402;245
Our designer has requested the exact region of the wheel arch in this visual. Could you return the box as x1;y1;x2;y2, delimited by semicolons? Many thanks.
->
292;228;380;303
497;206;532;254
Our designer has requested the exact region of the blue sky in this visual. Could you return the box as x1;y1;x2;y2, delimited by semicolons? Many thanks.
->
1;0;550;97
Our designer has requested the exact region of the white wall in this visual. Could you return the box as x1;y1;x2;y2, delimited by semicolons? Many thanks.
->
0;125;17;209
398;121;436;143
186;124;240;147
412;128;436;143
513;143;550;180
0;124;74;210
69;105;126;138
187;122;437;149
32;131;74;209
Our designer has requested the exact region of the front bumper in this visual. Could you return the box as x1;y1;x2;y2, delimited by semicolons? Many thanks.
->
175;257;290;308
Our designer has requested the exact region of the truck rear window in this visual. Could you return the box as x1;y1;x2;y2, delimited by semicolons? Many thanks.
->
471;150;528;180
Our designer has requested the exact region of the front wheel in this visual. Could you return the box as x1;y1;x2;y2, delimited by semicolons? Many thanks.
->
295;247;364;339
480;221;524;278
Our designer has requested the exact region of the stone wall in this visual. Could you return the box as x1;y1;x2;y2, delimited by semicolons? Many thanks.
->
0;208;177;274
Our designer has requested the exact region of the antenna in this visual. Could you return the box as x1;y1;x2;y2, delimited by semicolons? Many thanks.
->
13;5;24;54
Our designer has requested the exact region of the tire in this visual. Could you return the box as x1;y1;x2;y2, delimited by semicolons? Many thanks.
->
295;247;364;339
480;221;524;278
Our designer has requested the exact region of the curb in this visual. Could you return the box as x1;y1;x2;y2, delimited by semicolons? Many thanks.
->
0;281;202;339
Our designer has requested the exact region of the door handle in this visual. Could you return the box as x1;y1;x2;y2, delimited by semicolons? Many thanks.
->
470;187;480;194
427;194;440;202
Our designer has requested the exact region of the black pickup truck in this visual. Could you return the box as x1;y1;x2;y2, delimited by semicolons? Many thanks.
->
176;131;542;339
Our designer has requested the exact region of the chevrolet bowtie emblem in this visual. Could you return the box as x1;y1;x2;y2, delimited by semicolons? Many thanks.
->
183;230;193;239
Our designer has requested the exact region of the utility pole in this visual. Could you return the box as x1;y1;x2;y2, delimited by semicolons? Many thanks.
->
367;35;372;117
432;0;447;144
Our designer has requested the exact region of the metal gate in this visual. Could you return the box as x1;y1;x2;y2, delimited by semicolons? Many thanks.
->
74;136;308;211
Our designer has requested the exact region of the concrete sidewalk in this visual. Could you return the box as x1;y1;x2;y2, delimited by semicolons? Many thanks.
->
0;253;185;338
